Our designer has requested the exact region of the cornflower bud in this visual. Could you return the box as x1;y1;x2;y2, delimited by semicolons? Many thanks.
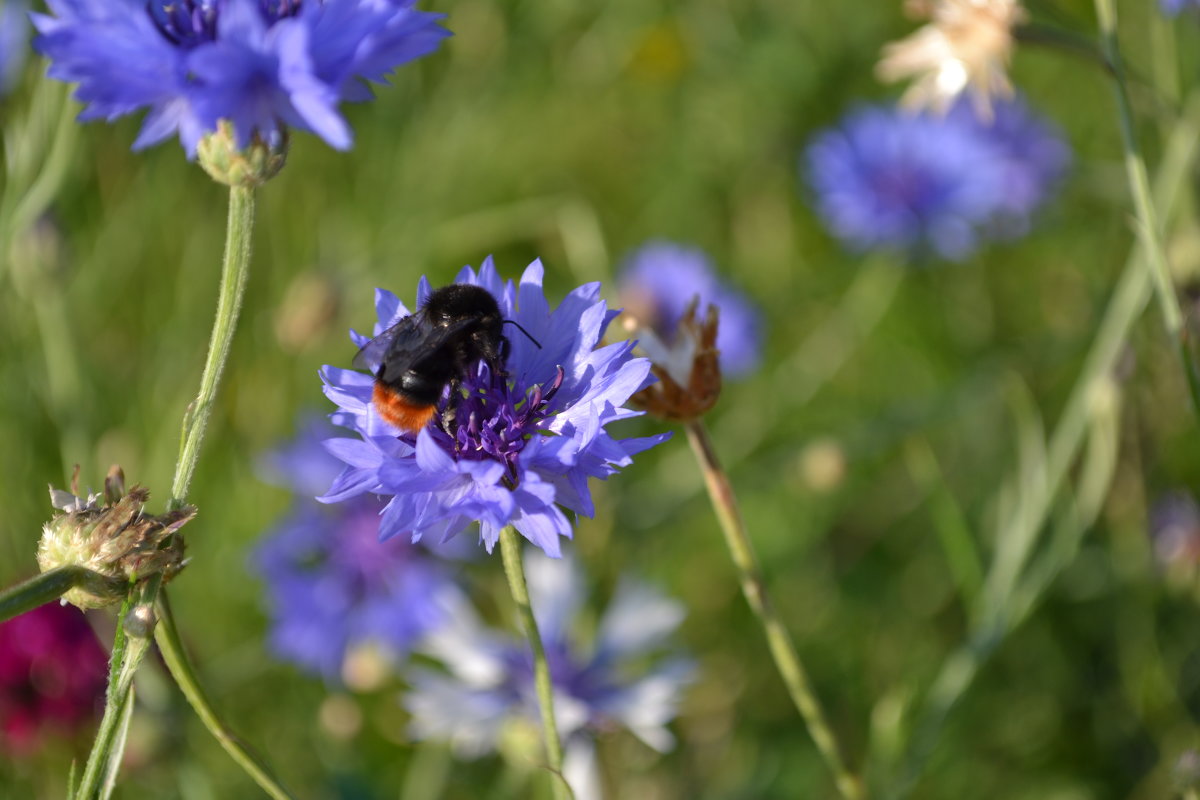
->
197;121;288;189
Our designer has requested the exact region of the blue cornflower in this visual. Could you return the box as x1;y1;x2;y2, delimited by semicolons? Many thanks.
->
251;419;454;681
405;551;694;800
320;258;669;557
804;96;1068;262
0;0;29;95
1149;491;1200;572
33;0;450;155
1162;0;1199;14
617;241;763;378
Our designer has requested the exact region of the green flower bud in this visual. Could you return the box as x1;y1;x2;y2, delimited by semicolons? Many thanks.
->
37;467;194;609
197;120;288;189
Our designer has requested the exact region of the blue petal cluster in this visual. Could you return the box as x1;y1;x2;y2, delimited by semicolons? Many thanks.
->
251;419;453;681
1162;0;1199;14
33;0;450;154
0;0;29;95
405;551;693;799
320;259;669;557
804;96;1069;262
618;241;763;378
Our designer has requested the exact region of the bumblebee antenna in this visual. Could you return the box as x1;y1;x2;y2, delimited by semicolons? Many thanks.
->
502;319;542;349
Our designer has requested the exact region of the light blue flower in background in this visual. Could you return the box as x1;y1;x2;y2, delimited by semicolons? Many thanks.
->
404;550;694;800
0;0;30;96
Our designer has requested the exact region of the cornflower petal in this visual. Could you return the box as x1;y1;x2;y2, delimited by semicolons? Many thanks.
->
34;0;448;154
804;95;1068;262
252;421;456;681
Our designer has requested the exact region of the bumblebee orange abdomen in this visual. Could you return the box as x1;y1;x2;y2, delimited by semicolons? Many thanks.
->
372;383;437;432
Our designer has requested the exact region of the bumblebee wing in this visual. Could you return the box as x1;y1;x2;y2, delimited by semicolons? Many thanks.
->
352;314;425;374
355;315;476;382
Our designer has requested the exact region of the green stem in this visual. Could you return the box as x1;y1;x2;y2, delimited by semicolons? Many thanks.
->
684;420;864;800
1093;0;1200;423
75;183;261;797
497;526;571;800
0;80;78;271
74;578;158;800
889;89;1200;800
0;567;124;623
169;185;256;509
154;592;294;799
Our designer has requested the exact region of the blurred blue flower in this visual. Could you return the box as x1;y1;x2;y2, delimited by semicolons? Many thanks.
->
252;419;453;681
320;258;669;558
618;241;763;378
0;0;30;95
1162;0;1199;15
1149;491;1200;572
33;0;450;155
804;96;1069;262
405;551;693;800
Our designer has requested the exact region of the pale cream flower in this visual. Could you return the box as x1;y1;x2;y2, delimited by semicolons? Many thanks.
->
877;0;1027;118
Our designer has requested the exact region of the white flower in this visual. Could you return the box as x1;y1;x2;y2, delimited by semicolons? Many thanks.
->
877;0;1027;118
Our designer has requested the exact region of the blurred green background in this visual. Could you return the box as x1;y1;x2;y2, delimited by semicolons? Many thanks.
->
4;0;1200;797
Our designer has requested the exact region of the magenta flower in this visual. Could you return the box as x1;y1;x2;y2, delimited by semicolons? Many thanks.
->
0;602;107;753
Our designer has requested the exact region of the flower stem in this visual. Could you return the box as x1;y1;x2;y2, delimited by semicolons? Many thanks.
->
0;566;124;624
497;526;572;800
154;592;294;799
74;577;158;800
684;419;864;800
169;185;256;509
1093;0;1200;423
75;183;260;798
886;88;1200;800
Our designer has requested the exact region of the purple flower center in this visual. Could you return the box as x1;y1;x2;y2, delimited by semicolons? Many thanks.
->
146;0;303;47
421;365;566;484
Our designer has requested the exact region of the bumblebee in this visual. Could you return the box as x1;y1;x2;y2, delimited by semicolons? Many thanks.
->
354;284;532;432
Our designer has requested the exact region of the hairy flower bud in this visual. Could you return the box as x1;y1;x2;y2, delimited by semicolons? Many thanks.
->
37;468;193;609
626;297;723;421
197;121;288;189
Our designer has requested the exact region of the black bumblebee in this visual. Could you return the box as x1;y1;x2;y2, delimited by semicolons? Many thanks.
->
354;284;533;433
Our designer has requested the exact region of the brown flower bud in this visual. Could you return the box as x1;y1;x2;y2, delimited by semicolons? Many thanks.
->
627;297;722;421
37;468;193;609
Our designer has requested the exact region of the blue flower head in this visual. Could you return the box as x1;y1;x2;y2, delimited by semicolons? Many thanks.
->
33;0;450;155
405;551;694;799
320;258;670;557
1162;0;1199;15
618;241;763;378
0;0;30;95
251;418;454;681
804;96;1069;262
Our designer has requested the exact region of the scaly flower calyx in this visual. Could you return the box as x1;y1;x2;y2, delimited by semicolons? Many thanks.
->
37;467;193;609
197;120;289;187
